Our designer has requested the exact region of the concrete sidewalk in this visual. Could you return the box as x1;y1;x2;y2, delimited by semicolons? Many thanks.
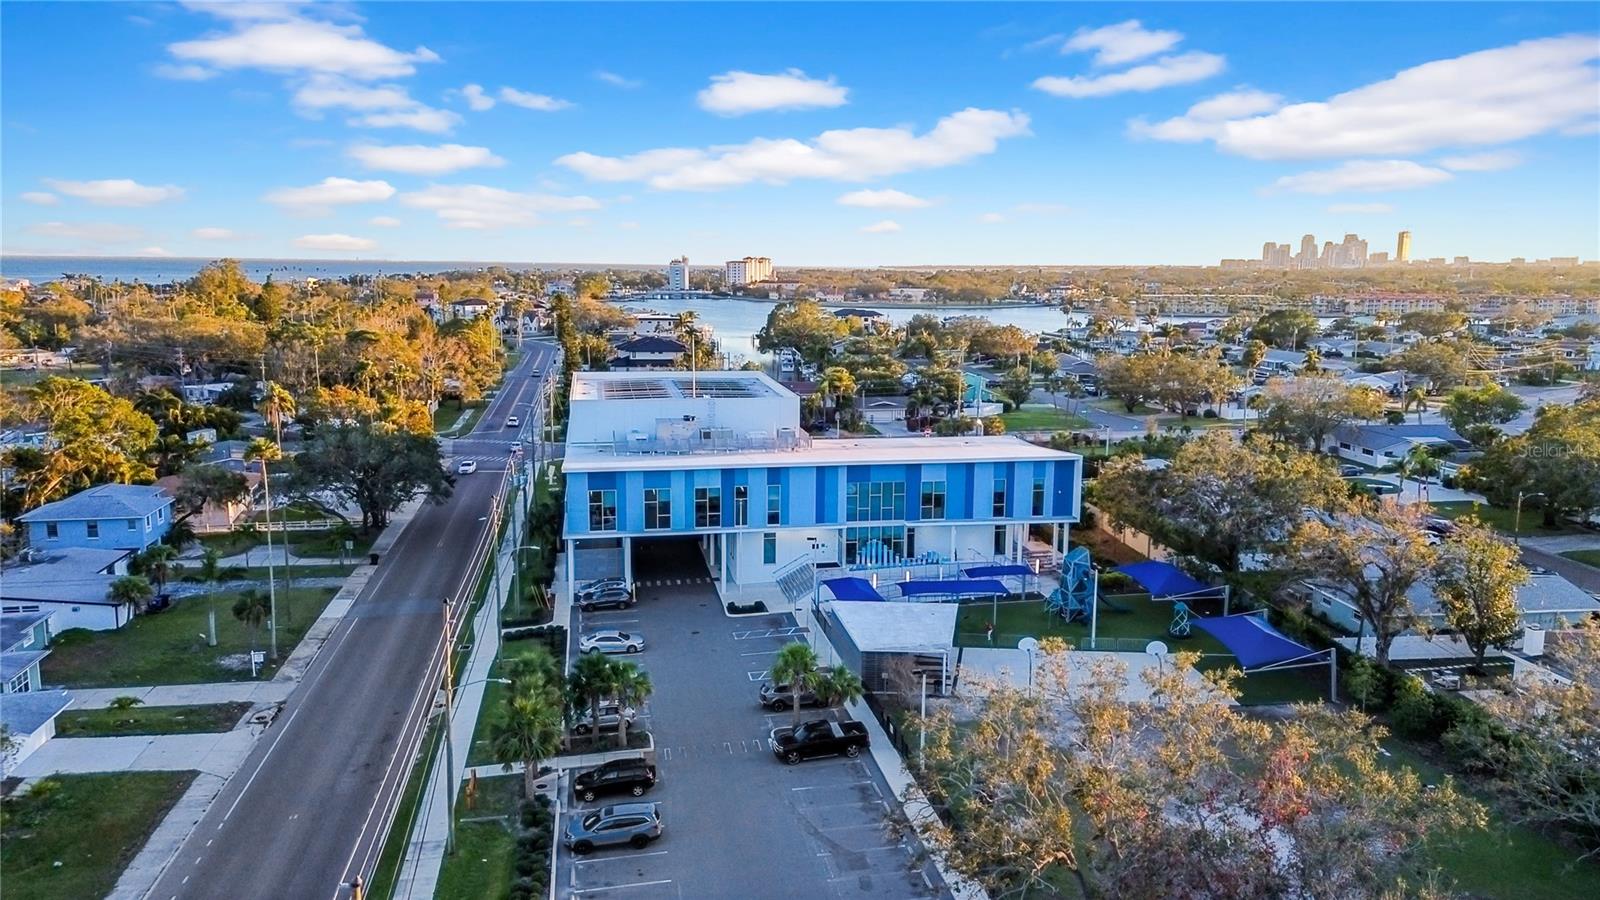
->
67;681;294;710
12;728;258;778
393;471;527;900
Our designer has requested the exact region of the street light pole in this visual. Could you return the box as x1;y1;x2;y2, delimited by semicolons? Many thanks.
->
441;598;458;856
1514;490;1547;548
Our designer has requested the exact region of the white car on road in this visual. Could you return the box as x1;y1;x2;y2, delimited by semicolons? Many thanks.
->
579;629;645;655
456;460;478;475
505;415;521;428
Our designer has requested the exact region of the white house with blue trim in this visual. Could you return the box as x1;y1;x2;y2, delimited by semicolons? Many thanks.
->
17;483;175;552
559;371;1083;599
0;610;72;771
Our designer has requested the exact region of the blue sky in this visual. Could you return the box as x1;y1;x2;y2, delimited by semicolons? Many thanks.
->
2;2;1597;266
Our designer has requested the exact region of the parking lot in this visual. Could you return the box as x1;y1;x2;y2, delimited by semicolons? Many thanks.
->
558;539;945;900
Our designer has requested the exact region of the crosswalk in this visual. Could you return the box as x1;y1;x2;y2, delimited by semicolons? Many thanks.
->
632;576;713;588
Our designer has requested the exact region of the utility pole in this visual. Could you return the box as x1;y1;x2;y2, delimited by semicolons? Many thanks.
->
441;597;458;856
260;453;280;661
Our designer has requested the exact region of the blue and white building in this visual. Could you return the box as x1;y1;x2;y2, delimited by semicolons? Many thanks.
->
16;483;175;552
559;371;1083;599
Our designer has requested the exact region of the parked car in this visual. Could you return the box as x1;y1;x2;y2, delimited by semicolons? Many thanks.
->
580;587;635;612
758;679;823;711
576;577;628;600
571;701;637;735
572;757;657;802
146;593;174;614
1424;516;1457;536
563;802;663;854
579;630;645;655
769;718;870;764
1338;464;1362;477
505;415;521;428
456;459;478;475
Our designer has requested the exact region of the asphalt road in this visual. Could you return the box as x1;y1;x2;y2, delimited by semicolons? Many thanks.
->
556;538;945;900
148;342;557;900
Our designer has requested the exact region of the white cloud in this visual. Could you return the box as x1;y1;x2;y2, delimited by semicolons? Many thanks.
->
1062;20;1183;66
1033;51;1225;98
697;69;849;115
1438;150;1523;171
154;63;217;81
20;191;58;206
136;246;175;257
168;16;439;80
292;75;458;134
557;107;1030;191
1127;89;1284;141
192;226;239;239
836;189;932;209
460;84;494;111
1267;160;1453;195
42;178;185;207
264;176;396;214
978;212;1005;224
1182;34;1600;159
860;220;902;234
368;215;402;227
595;70;642;89
398;184;601;229
347;143;505;175
499;87;573;111
28;221;144;243
293;233;378;251
1327;203;1395;214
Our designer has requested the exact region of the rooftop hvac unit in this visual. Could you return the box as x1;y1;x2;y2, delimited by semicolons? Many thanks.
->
1522;624;1545;656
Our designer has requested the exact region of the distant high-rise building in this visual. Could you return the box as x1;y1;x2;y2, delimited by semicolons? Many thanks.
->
1396;230;1412;262
1261;241;1275;263
666;256;690;291
724;256;773;287
1322;240;1337;268
1453;256;1470;266
1298;234;1318;268
1369;251;1390;264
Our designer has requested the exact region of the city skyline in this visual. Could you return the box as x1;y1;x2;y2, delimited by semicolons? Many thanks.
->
1;3;1597;266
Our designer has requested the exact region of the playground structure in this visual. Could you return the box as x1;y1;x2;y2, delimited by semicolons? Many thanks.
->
1169;600;1192;638
1044;547;1098;623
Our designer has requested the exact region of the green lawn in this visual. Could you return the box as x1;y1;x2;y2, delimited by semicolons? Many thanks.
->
1430;500;1581;537
999;406;1092;431
54;701;253;737
41;586;339;687
1560;549;1600;569
436;398;489;436
229;563;360;580
0;771;197;900
1090;398;1162;415
438;775;533;900
1380;741;1600;900
197;527;376;561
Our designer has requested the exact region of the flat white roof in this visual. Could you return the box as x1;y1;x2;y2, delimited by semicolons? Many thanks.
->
569;370;791;402
563;435;1079;473
828;600;957;653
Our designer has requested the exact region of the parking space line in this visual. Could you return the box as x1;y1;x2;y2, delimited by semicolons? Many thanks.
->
739;649;777;656
746;670;769;681
817;844;905;856
570;880;674;895
789;781;873;792
571;850;669;866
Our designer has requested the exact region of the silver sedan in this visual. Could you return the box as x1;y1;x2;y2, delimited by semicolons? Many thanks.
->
579;629;645;655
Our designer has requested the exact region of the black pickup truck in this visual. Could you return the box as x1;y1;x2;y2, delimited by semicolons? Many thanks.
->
769;719;870;764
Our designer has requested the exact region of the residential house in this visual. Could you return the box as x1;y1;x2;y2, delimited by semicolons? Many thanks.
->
1324;423;1472;465
1343;370;1420;397
17;483;177;552
181;381;239;405
448;298;491;320
0;547;136;630
611;336;688;369
1303;569;1600;635
0;611;71;771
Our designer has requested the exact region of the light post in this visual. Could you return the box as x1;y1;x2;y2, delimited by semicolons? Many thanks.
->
441;661;510;858
513;544;542;617
1018;637;1038;697
1098;424;1111;457
1514;490;1547;548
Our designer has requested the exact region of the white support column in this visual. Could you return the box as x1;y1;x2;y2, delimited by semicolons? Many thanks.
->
623;536;633;586
720;532;729;594
564;538;575;606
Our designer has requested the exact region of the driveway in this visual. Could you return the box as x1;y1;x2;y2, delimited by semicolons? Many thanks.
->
558;538;945;900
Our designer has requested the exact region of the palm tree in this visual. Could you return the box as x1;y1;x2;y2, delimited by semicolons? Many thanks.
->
108;575;155;613
568;652;618;738
140;544;179;594
489;674;564;798
1404;387;1429;424
770;641;821;727
611;662;653;750
813;664;865;709
232;588;270;652
257;382;297;446
819;367;857;428
197;547;224;647
245;438;284;652
1389;444;1441;502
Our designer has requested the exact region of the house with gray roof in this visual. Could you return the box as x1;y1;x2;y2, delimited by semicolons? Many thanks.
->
1;547;135;631
1304;569;1600;635
0;609;72;771
1324;422;1471;465
16;483;175;551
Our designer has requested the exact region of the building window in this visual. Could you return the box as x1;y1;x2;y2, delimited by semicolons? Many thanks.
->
86;521;100;540
1031;477;1046;517
8;670;30;693
992;479;1007;517
587;490;617;531
734;486;748;526
845;481;905;522
994;525;1008;556
45;522;59;540
694;487;722;528
763;532;777;565
845;526;907;564
128;518;138;531
920;481;946;520
644;489;671;530
767;484;782;525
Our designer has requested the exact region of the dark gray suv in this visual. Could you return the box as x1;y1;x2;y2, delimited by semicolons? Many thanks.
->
563;803;663;854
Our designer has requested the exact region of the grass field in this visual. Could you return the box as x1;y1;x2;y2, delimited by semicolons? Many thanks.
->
434;398;488;435
1430;500;1581;537
196;528;376;561
1560;549;1600;568
54;701;253;737
999;406;1091;432
0;771;197;900
437;775;532;900
41;586;338;687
